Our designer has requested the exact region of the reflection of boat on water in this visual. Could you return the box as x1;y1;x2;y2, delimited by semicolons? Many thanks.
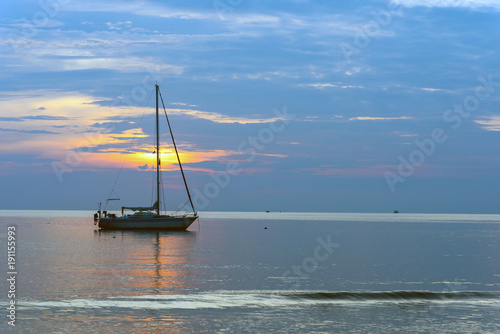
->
94;230;197;294
94;85;198;230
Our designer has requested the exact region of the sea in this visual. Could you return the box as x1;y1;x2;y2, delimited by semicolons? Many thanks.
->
1;210;499;333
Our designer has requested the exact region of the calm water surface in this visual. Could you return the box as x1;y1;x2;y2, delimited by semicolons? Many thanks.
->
1;211;499;333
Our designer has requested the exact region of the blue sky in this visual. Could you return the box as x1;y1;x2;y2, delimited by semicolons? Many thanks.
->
1;0;500;213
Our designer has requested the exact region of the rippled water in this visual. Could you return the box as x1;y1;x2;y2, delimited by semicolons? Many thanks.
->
1;211;499;333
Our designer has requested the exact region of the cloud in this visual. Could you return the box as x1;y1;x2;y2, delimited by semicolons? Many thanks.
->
62;0;384;42
22;115;70;120
30;57;183;73
301;83;366;90
348;116;413;121
0;88;290;177
106;21;133;30
0;128;58;134
1;26;237;74
97;106;284;125
397;0;500;10
0;115;69;121
65;1;218;20
170;102;197;107
233;14;281;25
167;108;286;124
0;154;57;165
109;128;148;141
475;116;500;131
393;131;418;137
0;117;23;122
419;87;454;93
0;90;150;160
8;18;64;29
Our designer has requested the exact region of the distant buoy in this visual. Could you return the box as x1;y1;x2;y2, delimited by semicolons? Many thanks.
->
394;210;399;214
264;227;268;229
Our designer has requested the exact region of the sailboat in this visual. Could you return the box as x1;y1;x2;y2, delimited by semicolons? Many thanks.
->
94;85;198;230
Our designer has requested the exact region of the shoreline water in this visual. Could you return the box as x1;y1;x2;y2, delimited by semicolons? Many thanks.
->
1;212;499;333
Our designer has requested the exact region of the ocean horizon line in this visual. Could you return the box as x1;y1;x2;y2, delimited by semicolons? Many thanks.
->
1;209;499;214
1;209;500;223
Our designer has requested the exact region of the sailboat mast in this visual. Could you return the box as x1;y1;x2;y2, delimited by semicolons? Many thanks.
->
155;84;160;215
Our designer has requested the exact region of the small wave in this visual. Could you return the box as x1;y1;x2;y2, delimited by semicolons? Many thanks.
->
281;290;499;301
18;290;500;311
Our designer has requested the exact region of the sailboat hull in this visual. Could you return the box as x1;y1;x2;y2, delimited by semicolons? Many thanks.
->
98;215;197;230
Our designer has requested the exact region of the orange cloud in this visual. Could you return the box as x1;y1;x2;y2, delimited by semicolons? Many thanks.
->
0;89;287;175
75;147;236;171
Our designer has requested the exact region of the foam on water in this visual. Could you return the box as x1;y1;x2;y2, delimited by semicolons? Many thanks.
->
18;290;500;311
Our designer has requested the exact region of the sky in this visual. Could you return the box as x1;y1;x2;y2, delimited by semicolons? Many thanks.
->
1;0;500;213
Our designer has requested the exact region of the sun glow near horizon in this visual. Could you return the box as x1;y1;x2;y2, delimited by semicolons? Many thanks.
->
0;90;257;174
92;148;233;171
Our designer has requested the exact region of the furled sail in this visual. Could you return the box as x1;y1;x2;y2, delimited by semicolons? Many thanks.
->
122;201;158;214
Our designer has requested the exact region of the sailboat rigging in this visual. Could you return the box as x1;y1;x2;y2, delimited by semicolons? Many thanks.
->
94;84;198;230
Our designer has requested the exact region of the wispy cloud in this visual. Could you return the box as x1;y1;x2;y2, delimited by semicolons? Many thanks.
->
8;18;64;29
30;57;183;73
168;108;285;124
475;116;500;131
22;115;70;121
171;102;198;107
0;115;69;122
0;117;23;122
0;128;58;134
393;131;418;137
348;116;413;121
65;1;218;20
301;83;366;90
419;87;455;93
397;0;500;10
105;21;133;30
